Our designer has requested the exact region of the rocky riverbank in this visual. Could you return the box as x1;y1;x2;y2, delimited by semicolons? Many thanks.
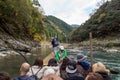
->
0;34;41;58
69;39;120;53
0;34;70;58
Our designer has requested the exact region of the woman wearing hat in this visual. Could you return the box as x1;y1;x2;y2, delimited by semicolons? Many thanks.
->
55;46;67;63
76;53;91;77
64;60;84;80
92;62;112;80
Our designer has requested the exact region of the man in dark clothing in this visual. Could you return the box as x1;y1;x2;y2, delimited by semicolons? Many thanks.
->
51;37;59;55
64;60;84;80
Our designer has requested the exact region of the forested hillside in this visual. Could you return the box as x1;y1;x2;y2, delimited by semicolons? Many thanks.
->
0;0;44;39
71;0;120;42
43;16;73;41
0;0;73;43
46;16;73;34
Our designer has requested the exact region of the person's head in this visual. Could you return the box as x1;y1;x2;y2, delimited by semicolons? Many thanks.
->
33;56;43;68
66;60;77;74
43;68;55;77
59;46;64;52
0;72;11;80
60;57;70;70
51;37;54;40
42;74;63;80
48;58;57;66
85;72;104;80
19;62;30;75
77;53;87;62
92;62;110;74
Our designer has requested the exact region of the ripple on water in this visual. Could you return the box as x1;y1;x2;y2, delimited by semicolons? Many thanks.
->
67;49;120;80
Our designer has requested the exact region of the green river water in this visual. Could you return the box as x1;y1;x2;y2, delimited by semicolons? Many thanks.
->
0;47;120;80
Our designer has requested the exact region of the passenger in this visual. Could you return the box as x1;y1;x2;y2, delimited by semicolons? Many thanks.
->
59;57;70;79
85;72;104;80
40;58;60;78
48;58;58;66
0;71;11;80
76;53;91;77
92;62;112;80
27;56;43;80
55;46;67;64
42;74;63;80
64;60;84;80
13;62;31;80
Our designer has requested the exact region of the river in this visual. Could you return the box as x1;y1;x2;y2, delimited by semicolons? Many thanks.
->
0;47;120;80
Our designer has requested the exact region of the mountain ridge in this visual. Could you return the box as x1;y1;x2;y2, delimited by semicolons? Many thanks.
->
71;0;120;42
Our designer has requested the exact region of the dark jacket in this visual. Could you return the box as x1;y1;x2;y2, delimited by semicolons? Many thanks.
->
51;38;59;47
97;72;112;80
60;70;67;79
77;62;91;77
64;72;84;80
13;75;31;80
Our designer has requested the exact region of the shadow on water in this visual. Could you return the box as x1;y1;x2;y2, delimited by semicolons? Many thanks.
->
0;47;52;78
67;48;120;80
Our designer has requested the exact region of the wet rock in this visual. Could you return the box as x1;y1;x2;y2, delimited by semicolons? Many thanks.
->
106;49;119;53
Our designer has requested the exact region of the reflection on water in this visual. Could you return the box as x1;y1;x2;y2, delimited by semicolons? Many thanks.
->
67;49;120;80
0;47;52;78
0;47;120;80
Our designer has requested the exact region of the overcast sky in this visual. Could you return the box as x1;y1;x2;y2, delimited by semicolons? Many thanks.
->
38;0;106;25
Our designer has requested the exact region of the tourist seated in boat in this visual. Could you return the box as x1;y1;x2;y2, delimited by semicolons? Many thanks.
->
59;57;70;79
63;60;84;80
41;69;63;80
0;71;11;80
13;62;31;80
27;56;43;80
92;62;112;80
40;58;60;79
55;46;67;64
85;72;104;80
76;53;91;77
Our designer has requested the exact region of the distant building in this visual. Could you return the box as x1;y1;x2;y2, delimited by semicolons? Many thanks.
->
30;0;45;14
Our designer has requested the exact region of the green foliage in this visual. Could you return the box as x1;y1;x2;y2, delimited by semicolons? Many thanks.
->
46;16;73;35
71;0;120;42
43;16;73;42
0;0;44;39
